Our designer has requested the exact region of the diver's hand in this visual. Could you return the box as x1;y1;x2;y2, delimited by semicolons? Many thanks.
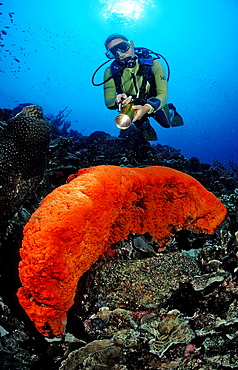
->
116;95;133;112
132;104;150;122
115;93;128;105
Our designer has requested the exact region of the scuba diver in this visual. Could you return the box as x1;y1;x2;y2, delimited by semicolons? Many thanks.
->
92;33;184;141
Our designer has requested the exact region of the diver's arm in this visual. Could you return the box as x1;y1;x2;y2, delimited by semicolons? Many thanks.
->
103;67;118;109
149;59;168;110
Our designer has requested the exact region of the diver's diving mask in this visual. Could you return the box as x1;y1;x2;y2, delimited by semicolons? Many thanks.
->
105;41;131;59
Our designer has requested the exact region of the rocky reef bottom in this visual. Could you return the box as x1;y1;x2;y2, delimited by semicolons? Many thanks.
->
1;125;238;369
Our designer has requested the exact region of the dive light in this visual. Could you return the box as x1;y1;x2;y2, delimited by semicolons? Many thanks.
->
114;98;135;130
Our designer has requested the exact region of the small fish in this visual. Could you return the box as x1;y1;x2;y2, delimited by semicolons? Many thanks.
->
14;58;20;63
1;30;7;35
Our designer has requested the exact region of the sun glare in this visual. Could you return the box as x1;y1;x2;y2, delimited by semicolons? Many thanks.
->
101;0;154;22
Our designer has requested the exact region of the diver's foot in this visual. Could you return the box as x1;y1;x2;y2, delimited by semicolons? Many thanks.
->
151;109;170;128
168;103;184;127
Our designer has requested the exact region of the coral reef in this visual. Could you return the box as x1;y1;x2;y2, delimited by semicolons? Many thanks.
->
17;165;226;337
0;105;51;224
46;106;72;132
0;112;237;369
59;302;238;369
60;308;195;369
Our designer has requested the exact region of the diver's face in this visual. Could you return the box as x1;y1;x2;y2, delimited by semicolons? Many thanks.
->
106;38;135;61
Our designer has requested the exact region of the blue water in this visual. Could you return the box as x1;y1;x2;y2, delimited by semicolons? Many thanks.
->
0;0;237;165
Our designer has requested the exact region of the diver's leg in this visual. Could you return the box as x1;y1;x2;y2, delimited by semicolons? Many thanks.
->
134;117;158;141
151;104;184;128
151;104;171;128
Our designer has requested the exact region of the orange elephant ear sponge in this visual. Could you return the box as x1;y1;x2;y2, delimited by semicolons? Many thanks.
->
17;165;226;337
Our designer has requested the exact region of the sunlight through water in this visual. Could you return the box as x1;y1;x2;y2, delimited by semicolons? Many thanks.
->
100;0;154;24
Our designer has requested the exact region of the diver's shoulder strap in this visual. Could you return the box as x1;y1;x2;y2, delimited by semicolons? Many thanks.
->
137;54;153;75
110;60;124;94
110;54;156;97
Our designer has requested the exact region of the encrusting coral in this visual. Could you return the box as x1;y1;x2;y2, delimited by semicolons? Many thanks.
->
0;105;51;224
17;165;227;337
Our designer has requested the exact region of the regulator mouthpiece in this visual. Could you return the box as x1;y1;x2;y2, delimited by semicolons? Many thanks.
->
115;102;135;130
